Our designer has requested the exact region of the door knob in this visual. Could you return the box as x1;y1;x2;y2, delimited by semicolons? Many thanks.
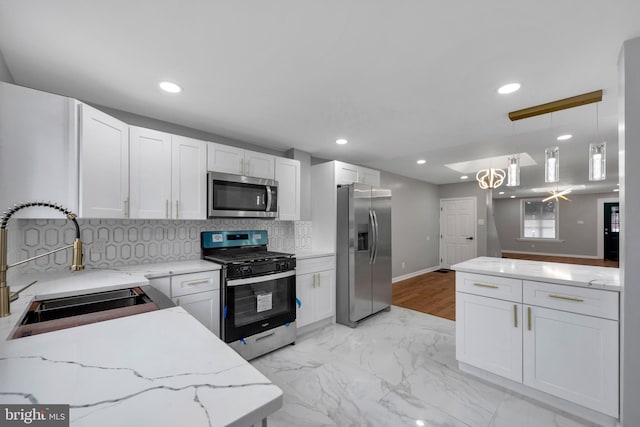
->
466;237;474;240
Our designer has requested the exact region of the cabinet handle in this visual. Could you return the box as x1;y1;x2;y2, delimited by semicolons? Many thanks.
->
124;198;130;218
166;200;169;219
246;159;251;175
185;279;209;286
473;283;499;289
548;294;584;302
239;159;244;175
175;200;179;219
527;307;532;331
513;305;518;328
312;274;316;288
315;273;320;287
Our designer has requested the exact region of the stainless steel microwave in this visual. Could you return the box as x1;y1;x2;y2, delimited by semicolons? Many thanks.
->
207;172;278;218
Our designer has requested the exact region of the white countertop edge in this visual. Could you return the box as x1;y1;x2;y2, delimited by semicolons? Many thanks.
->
452;257;621;292
295;251;335;260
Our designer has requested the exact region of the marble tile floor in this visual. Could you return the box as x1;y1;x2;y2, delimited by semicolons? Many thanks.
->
251;306;599;427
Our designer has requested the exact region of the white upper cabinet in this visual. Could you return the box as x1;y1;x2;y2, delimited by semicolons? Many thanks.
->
129;127;172;219
244;149;275;179
0;83;78;218
79;104;129;218
207;142;275;179
129;127;207;220
334;161;380;187
275;157;300;221
172;135;207;219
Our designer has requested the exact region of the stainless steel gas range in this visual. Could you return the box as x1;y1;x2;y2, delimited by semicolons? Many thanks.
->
201;230;296;360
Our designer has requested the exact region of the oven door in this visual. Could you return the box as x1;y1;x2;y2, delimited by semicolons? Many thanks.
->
208;172;278;218
223;270;296;342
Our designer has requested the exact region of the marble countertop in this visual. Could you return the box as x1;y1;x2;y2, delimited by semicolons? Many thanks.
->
0;261;282;426
452;257;621;292
295;250;335;260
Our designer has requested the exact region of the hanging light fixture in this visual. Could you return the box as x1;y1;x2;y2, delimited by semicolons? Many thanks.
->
589;104;606;181
506;155;520;187
476;168;506;189
545;146;559;183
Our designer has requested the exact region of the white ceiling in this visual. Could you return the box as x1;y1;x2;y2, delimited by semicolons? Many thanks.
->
1;1;639;198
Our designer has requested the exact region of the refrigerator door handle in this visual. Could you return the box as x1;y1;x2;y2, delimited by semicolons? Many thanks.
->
372;209;379;264
369;209;375;264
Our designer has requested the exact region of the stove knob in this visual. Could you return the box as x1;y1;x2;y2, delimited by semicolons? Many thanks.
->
275;263;281;270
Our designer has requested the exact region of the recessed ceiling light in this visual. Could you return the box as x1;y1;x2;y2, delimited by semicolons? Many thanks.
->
417;159;426;165
460;175;469;180
499;191;505;195
613;188;620;192
510;195;516;198
557;134;572;141
336;138;348;145
498;83;521;95
159;81;182;93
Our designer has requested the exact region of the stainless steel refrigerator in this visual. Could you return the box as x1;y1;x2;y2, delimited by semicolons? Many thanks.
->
336;183;392;327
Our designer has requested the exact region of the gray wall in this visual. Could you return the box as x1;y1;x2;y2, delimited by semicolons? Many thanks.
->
620;37;640;427
494;193;617;257
0;50;13;83
380;171;440;279
439;181;488;256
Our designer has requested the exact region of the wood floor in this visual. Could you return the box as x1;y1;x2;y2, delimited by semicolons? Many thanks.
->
392;254;619;321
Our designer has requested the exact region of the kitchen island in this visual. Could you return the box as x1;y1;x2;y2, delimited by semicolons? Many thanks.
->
0;264;282;427
452;256;620;427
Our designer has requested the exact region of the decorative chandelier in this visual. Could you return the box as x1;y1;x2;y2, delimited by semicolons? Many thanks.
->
476;168;506;189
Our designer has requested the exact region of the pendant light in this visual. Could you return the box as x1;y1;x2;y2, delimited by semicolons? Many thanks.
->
589;104;606;181
506;123;520;187
545;146;559;183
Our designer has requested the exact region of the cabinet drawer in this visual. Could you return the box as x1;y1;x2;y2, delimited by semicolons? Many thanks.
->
456;272;522;302
523;281;619;320
171;271;220;297
296;255;335;275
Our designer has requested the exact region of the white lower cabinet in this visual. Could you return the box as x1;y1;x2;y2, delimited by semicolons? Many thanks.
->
455;271;619;418
523;305;618;417
456;292;522;382
149;270;220;337
296;256;335;329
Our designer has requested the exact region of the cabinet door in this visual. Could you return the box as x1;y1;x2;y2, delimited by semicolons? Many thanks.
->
358;167;380;187
456;292;523;382
295;273;315;328
275;157;300;221
172;135;207;219
335;162;359;186
315;270;335;321
0;83;79;217
129;127;172;219
245;149;275;179
523;305;618;417
174;290;220;337
207;142;244;175
79;104;129;218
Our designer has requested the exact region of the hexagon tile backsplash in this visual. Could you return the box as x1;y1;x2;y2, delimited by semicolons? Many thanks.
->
9;218;312;274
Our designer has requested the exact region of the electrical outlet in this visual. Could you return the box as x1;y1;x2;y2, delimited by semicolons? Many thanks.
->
531;243;535;248
402;261;405;269
426;235;430;240
93;238;106;254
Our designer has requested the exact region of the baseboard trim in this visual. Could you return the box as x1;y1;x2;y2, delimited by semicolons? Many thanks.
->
392;266;441;283
501;250;601;260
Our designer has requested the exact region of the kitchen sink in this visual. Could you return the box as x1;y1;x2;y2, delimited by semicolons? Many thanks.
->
11;286;174;339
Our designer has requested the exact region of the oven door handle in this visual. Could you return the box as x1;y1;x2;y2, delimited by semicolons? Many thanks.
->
226;270;295;287
266;186;273;211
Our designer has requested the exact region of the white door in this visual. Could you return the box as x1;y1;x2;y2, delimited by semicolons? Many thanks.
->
129;127;172;219
207;142;244;175
295;273;315;328
275;157;300;221
440;197;477;268
79;104;129;218
314;270;335;322
456;292;523;382
523;305;619;417
173;290;220;337
172;135;207;219
245;149;275;179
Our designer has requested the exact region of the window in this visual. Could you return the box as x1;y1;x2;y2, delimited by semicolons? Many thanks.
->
521;199;558;239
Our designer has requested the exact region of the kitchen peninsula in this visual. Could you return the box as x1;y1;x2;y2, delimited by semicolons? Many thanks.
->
0;263;283;427
452;256;621;426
